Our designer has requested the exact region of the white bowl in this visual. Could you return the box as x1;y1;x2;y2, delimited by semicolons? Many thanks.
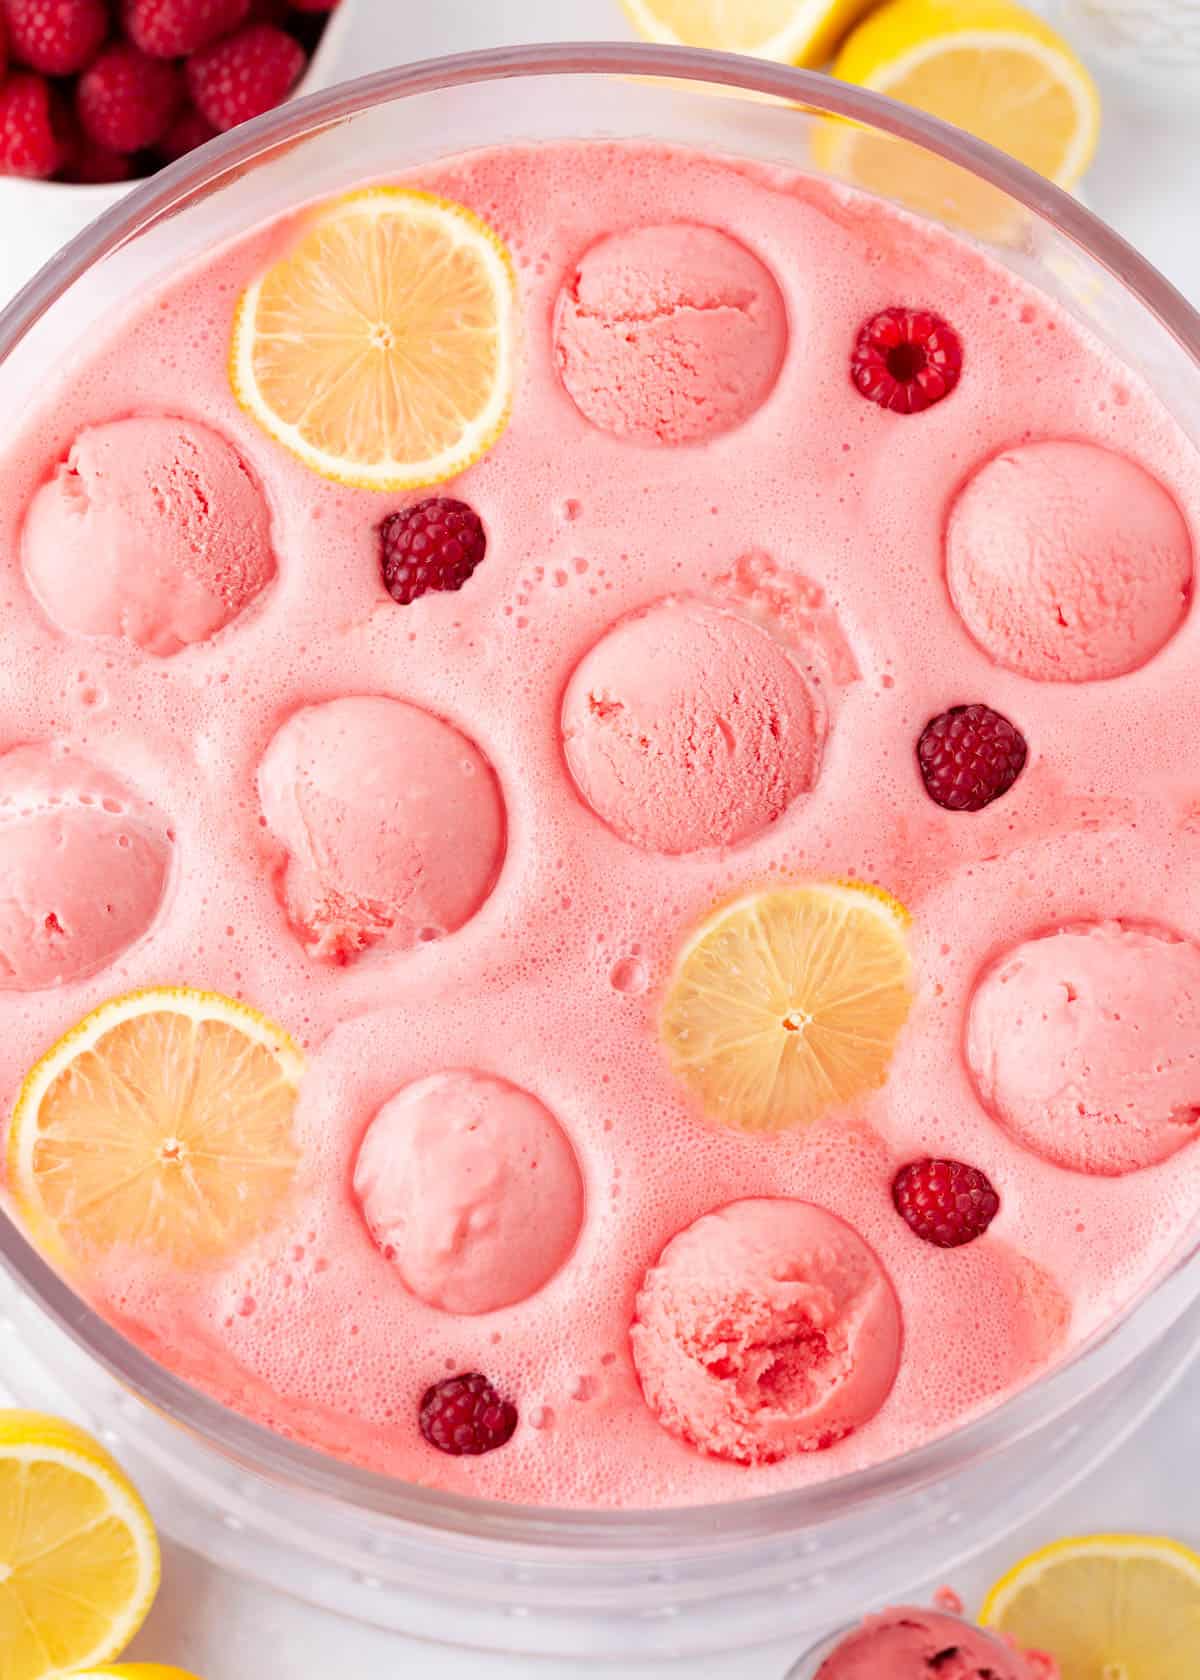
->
0;0;361;301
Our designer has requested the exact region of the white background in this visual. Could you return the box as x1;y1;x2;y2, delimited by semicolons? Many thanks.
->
7;2;1200;1674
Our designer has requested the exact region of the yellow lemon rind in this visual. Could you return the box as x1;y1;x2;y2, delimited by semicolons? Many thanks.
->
981;1531;1200;1627
230;187;517;492
620;0;878;66
8;985;304;1263
0;1410;161;1675
824;0;1100;192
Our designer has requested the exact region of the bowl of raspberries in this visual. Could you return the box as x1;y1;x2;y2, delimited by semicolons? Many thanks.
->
0;0;352;289
0;0;349;181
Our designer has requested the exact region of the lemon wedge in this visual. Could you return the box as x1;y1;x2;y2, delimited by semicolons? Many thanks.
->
981;1533;1200;1680
661;881;914;1134
620;0;878;66
0;1411;160;1680
820;0;1100;234
232;188;517;491
9;987;304;1269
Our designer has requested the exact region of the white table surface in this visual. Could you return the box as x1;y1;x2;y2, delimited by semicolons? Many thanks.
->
6;2;1200;1674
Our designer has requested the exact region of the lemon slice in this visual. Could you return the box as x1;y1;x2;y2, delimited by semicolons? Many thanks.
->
820;0;1100;235
661;881;914;1134
9;988;304;1269
981;1533;1200;1680
75;1670;202;1679
620;0;878;65
0;1411;160;1680
232;188;517;491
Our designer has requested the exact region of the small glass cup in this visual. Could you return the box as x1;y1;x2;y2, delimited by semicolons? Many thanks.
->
783;1624;854;1679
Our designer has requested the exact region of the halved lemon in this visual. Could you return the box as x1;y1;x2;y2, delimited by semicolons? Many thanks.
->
661;881;914;1134
232;188;517;491
0;1411;160;1680
819;0;1100;235
620;0;878;66
9;988;304;1269
981;1533;1200;1680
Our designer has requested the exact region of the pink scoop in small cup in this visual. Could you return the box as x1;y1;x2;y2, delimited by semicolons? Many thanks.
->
793;1608;1056;1680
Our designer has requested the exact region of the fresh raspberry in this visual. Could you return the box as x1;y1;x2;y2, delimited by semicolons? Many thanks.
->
283;5;325;49
244;0;286;21
289;0;339;10
851;307;963;414
185;22;304;133
0;71;69;176
419;1373;518;1457
157;98;217;162
124;0;251;58
77;42;181;152
0;10;8;78
4;0;109;76
64;139;134;182
893;1158;1000;1249
380;498;488;606
917;703;1027;813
